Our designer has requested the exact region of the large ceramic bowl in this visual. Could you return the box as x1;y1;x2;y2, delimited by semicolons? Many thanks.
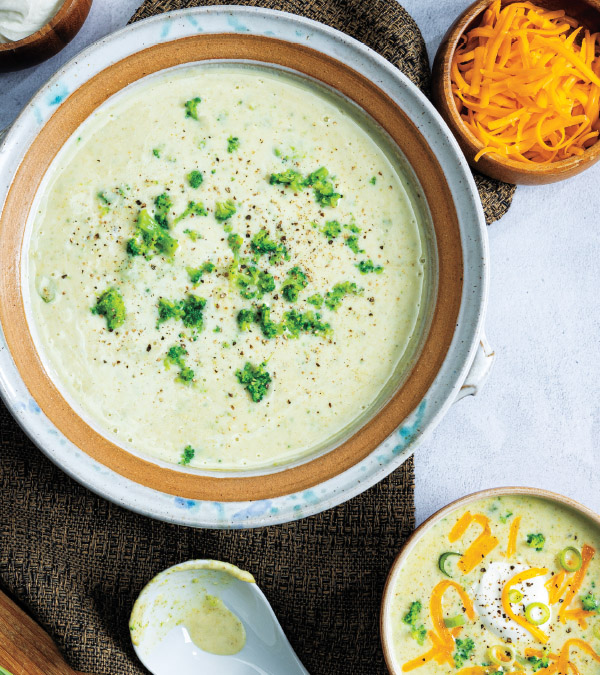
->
0;7;492;528
380;487;600;674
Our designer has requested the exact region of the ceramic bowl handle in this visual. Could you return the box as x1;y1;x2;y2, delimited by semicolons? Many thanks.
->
455;332;495;402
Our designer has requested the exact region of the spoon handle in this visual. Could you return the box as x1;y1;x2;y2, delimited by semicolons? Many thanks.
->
0;588;81;675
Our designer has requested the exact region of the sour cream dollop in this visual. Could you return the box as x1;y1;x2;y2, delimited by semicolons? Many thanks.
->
474;562;550;641
0;0;64;44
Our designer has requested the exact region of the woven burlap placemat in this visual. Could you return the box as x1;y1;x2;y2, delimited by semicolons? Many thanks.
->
0;3;514;675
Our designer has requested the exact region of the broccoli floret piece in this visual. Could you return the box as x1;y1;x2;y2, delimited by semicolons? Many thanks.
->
346;235;364;255
237;308;256;331
97;191;112;206
321;220;342;240
370;176;377;185
91;287;125;332
344;222;361;234
227;233;243;256
499;511;513;523
269;169;305;192
304;167;341;207
250;229;289;264
181;294;206;330
356;259;384;274
183;229;201;241
173;201;208;226
152;148;161;158
255;304;283;339
526;533;546;552
581;592;599;612
281;265;308;302
283;309;331;338
157;298;183;326
235;362;272;402
187;262;215;286
127;209;178;260
180;445;196;465
528;656;550;672
187;170;203;188
306;294;323;308
227;136;240;153
215;199;237;223
184;97;202;120
324;281;361;311
234;266;275;300
453;638;475;669
154;192;173;229
402;601;427;647
164;344;195;384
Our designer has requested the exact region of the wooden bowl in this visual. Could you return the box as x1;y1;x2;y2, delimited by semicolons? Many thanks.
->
0;0;92;72
432;0;600;185
380;486;600;674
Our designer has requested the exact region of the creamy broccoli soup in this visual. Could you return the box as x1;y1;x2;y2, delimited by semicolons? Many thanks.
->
26;64;429;470
388;496;600;674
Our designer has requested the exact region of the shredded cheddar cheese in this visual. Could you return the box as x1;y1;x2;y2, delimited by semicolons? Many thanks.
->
506;515;521;558
558;544;596;625
502;567;550;643
452;0;600;163
448;512;500;573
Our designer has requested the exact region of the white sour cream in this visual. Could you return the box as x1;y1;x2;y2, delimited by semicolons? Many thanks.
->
0;0;64;43
474;562;550;642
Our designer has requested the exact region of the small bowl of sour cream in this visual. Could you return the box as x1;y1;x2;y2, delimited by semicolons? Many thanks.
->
0;0;92;71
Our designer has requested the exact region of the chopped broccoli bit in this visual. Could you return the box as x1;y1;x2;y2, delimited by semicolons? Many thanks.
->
304;167;341;207
370;176;377;185
324;281;361;311
345;235;364;254
306;293;323;308
91;287;125;331
321;220;342;240
187;170;203;188
581;592;599;612
528;656;550;672
164;344;195;384
127;209;178;259
255;304;284;339
234;266;275;300
526;533;546;552
227;233;243;256
157;295;206;331
250;229;289;264
283;309;331;338
183;229;201;241
173;201;208;225
281;265;308;302
152;148;161;158
356;259;383;274
269;169;305;192
402;601;427;647
180;445;196;465
184;97;202;120
97;191;111;206
344;222;361;234
187;262;215;285
154;192;173;229
499;511;513;523
227;136;240;153
235;362;271;402
453;638;475;669
237;308;256;331
215;199;237;222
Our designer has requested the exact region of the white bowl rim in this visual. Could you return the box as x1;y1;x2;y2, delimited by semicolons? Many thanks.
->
0;5;488;528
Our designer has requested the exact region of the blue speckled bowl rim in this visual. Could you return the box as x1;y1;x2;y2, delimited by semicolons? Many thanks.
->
0;6;488;529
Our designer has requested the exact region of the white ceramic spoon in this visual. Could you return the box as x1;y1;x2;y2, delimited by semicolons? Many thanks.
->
130;560;309;675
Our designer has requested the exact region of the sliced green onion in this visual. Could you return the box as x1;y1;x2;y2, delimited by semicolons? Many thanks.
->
525;602;550;626
0;668;14;675
594;622;600;640
508;588;524;603
438;552;462;577
559;546;583;572
487;644;515;666
444;615;466;628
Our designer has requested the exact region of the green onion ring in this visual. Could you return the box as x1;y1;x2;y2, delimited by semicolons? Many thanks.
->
438;552;462;577
508;588;524;603
487;644;515;666
525;602;551;626
559;546;583;572
444;615;467;628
